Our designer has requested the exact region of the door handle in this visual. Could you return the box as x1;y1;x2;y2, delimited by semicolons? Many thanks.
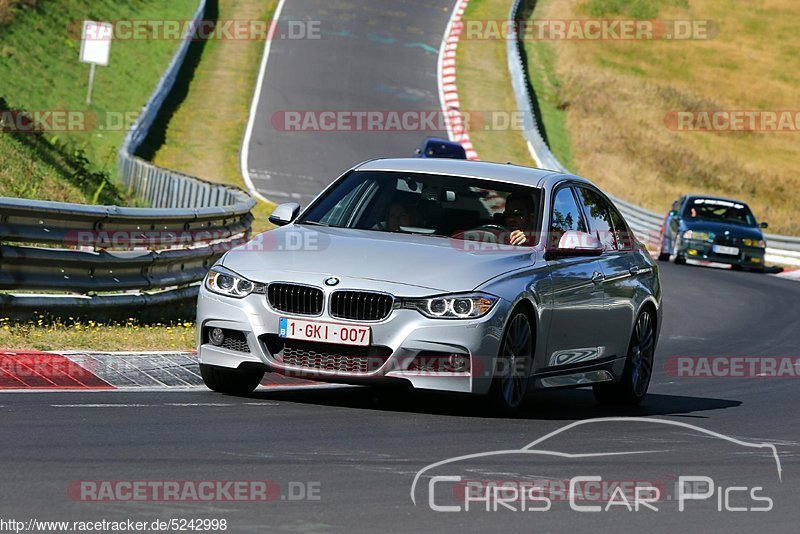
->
629;266;641;275
591;271;605;284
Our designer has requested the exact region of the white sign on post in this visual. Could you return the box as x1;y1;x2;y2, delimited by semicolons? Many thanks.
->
80;21;113;104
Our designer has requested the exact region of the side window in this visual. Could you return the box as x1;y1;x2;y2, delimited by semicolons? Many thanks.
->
608;202;633;251
577;187;617;251
549;186;586;248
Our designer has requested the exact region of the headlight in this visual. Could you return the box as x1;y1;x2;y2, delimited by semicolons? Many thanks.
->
683;230;713;242
742;238;766;248
402;293;499;319
205;266;265;298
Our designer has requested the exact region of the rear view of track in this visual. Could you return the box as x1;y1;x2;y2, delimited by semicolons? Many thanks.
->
243;0;454;205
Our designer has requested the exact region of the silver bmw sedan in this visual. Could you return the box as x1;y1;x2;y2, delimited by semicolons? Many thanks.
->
196;158;662;411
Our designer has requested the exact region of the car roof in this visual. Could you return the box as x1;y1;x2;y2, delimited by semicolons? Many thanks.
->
355;158;588;190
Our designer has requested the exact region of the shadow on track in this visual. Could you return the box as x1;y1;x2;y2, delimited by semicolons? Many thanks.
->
247;384;740;420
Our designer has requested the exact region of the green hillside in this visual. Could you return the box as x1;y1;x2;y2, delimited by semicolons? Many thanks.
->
0;0;197;204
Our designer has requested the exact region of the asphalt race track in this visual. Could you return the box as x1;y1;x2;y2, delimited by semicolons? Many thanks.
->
2;262;799;530
3;0;800;531
244;0;453;205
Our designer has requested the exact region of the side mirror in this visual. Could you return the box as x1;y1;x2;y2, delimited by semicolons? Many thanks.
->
669;210;678;217
268;202;301;227
546;230;603;259
760;221;769;229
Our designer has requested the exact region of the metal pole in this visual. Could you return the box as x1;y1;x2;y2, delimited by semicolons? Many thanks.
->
86;63;96;105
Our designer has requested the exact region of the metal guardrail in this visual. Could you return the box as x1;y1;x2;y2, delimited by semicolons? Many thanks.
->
0;0;258;320
507;0;800;266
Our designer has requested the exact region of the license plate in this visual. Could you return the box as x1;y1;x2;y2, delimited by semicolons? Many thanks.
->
278;318;370;346
712;245;740;256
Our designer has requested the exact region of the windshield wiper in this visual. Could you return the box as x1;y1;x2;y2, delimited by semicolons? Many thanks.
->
297;221;330;227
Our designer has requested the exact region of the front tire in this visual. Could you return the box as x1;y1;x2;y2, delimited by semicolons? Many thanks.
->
489;308;534;413
200;363;264;396
657;236;670;261
593;309;655;405
669;236;686;265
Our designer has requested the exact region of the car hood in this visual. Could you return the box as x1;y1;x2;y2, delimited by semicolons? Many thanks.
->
221;225;537;293
682;220;763;240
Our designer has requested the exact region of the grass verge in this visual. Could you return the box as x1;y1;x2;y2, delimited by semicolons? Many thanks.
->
1;0;278;350
151;0;278;232
523;37;573;169
0;317;195;352
0;0;198;193
456;0;533;166
525;0;800;234
459;0;800;234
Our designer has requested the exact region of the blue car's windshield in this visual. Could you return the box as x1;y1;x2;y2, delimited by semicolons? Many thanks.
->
683;198;757;227
298;170;543;241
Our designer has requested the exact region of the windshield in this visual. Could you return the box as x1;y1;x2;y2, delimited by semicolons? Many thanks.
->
683;197;757;227
298;170;543;241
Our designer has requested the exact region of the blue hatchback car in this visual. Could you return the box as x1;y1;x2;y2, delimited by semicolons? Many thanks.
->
659;195;769;271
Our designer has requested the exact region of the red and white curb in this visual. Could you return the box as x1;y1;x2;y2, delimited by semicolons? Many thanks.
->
438;0;478;160
0;351;320;391
771;267;800;281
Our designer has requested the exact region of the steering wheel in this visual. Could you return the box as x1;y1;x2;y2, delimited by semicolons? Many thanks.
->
471;223;509;233
450;223;509;244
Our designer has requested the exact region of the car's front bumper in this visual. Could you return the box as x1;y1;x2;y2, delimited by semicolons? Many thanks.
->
196;287;509;395
680;239;765;268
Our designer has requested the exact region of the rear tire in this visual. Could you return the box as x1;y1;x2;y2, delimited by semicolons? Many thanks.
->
489;308;534;414
200;363;264;396
593;309;655;405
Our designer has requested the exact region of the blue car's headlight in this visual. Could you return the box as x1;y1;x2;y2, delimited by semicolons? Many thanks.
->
205;266;265;298
742;238;766;248
402;292;498;319
683;230;714;242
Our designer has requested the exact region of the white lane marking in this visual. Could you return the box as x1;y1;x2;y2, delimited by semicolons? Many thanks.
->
51;404;154;408
239;0;289;204
164;403;235;407
50;402;280;408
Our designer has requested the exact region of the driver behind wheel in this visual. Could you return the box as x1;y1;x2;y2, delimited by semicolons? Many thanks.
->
374;195;416;232
504;193;535;246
